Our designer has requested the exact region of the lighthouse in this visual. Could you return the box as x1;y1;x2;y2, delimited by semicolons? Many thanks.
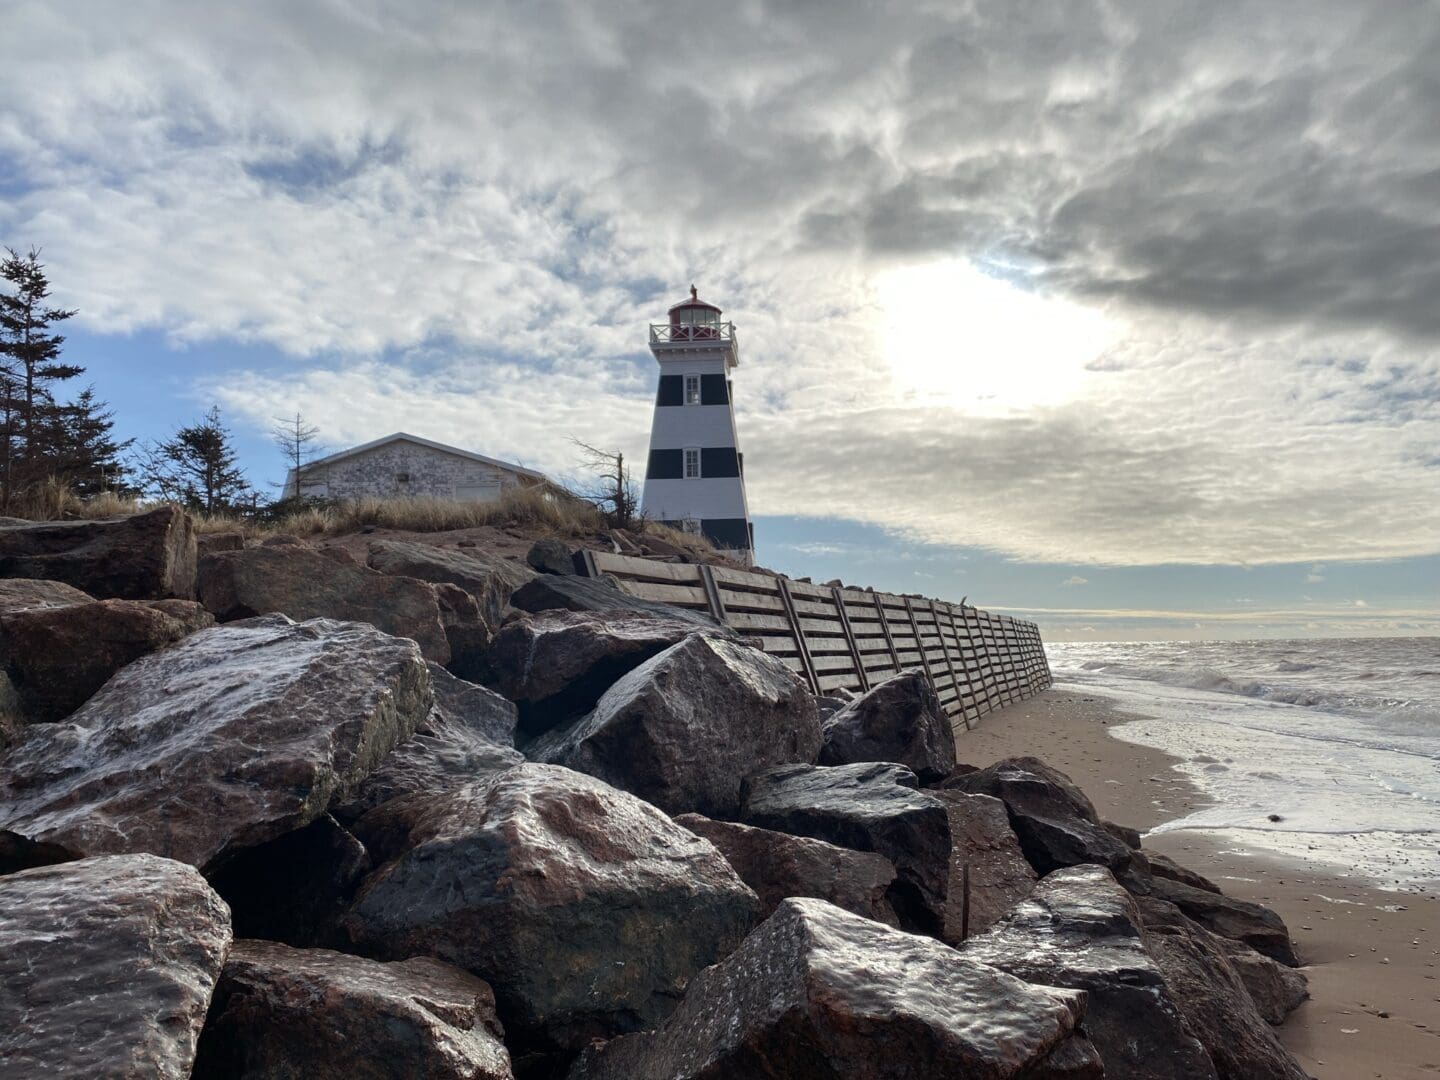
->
641;286;753;564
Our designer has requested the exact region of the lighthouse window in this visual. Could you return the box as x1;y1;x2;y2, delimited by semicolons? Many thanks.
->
684;375;701;405
684;448;701;478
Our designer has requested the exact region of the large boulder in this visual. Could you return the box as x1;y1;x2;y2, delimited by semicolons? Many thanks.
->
1136;895;1311;1079
674;813;898;925
528;634;821;818
818;669;956;782
0;577;95;613
367;538;535;630
942;756;1136;877
0;615;431;872
569;897;1101;1080
198;545;453;662
192;940;513;1080
1215;937;1310;1025
343;764;761;1053
931;789;1038;940
0;506;197;600
1145;849;1223;893
208;814;370;949
962;865;1218;1080
509;571;718;628
486;609;720;737
0;854;231;1079
332;664;523;823
1148;874;1300;967
740;761;951;937
0;598;213;722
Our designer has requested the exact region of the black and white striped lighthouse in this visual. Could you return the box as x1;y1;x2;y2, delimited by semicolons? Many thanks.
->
641;286;753;563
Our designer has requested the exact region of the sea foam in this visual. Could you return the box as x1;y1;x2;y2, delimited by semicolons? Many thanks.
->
1049;637;1440;891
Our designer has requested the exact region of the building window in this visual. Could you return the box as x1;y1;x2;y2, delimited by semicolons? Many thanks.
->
684;375;701;405
684;447;700;479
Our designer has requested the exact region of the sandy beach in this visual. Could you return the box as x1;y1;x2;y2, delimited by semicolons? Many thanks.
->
959;688;1440;1080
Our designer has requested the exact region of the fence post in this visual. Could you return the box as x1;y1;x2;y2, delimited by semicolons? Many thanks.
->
871;592;901;676
697;563;728;624
903;595;937;690
831;586;870;693
931;599;970;731
776;576;820;694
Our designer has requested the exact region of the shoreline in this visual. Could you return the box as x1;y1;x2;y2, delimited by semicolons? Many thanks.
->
961;687;1440;1080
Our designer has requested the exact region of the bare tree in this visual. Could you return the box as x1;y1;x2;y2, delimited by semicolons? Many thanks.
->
569;437;640;529
270;412;323;499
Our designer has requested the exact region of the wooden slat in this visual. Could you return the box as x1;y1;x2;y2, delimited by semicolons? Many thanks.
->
590;551;703;583
617;580;710;607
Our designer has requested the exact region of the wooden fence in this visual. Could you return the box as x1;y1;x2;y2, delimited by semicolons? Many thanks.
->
576;551;1052;730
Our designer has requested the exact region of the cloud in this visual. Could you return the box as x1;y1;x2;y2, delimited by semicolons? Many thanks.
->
4;1;1440;568
1306;564;1326;583
1061;575;1089;587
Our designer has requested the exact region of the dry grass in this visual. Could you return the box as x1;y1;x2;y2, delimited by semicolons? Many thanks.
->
3;478;721;557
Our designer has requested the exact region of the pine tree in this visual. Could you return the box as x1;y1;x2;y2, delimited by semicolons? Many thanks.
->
0;247;83;504
141;405;252;514
41;387;135;497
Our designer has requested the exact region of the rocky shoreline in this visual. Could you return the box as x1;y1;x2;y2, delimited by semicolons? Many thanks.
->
0;509;1313;1078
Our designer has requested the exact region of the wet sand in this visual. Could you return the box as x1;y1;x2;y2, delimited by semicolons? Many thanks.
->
959;688;1440;1080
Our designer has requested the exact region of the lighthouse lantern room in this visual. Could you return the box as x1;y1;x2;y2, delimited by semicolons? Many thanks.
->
641;286;753;563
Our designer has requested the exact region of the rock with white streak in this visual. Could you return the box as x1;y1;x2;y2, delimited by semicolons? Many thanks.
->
0;853;232;1079
0;615;430;872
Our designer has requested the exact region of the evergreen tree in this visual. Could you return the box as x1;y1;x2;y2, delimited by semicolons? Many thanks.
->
41;387;135;497
141;405;251;514
0;247;83;504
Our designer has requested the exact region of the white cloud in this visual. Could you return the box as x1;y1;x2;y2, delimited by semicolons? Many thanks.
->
1306;564;1326;583
1061;575;1089;587
4;2;1440;568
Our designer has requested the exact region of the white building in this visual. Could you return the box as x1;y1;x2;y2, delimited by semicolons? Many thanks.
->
285;432;545;502
640;287;754;563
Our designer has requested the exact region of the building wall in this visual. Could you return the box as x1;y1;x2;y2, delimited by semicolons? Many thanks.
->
298;440;528;501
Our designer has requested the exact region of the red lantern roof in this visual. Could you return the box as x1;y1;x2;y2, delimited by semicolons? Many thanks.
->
668;284;722;314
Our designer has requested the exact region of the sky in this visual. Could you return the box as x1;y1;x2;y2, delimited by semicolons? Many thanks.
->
2;0;1438;640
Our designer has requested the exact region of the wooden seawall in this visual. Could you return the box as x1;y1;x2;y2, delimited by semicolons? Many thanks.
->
577;550;1052;730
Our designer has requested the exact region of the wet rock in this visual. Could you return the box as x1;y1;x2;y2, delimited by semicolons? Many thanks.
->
199;545;453;662
0;598;214;722
486;609;718;738
931;789;1038;940
942;756;1135;876
368;538;535;632
208;815;369;948
333;664;522;823
432;581;495;679
674;813;898;925
963;865;1218;1079
740;761;951;937
819;669;956;782
0;506;197;600
1215;938;1309;1024
1145;849;1223;893
197;531;246;557
510;572;717;628
0;615;430;871
0;853;231;1079
1102;820;1143;849
344;763;760;1053
526;538;577;575
569;897;1100;1080
528;634;819;818
1148;875;1300;966
1136;895;1310;1079
0;577;95;613
192;939;513;1079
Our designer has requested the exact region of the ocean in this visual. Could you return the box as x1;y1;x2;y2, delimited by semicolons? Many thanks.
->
1046;637;1440;892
